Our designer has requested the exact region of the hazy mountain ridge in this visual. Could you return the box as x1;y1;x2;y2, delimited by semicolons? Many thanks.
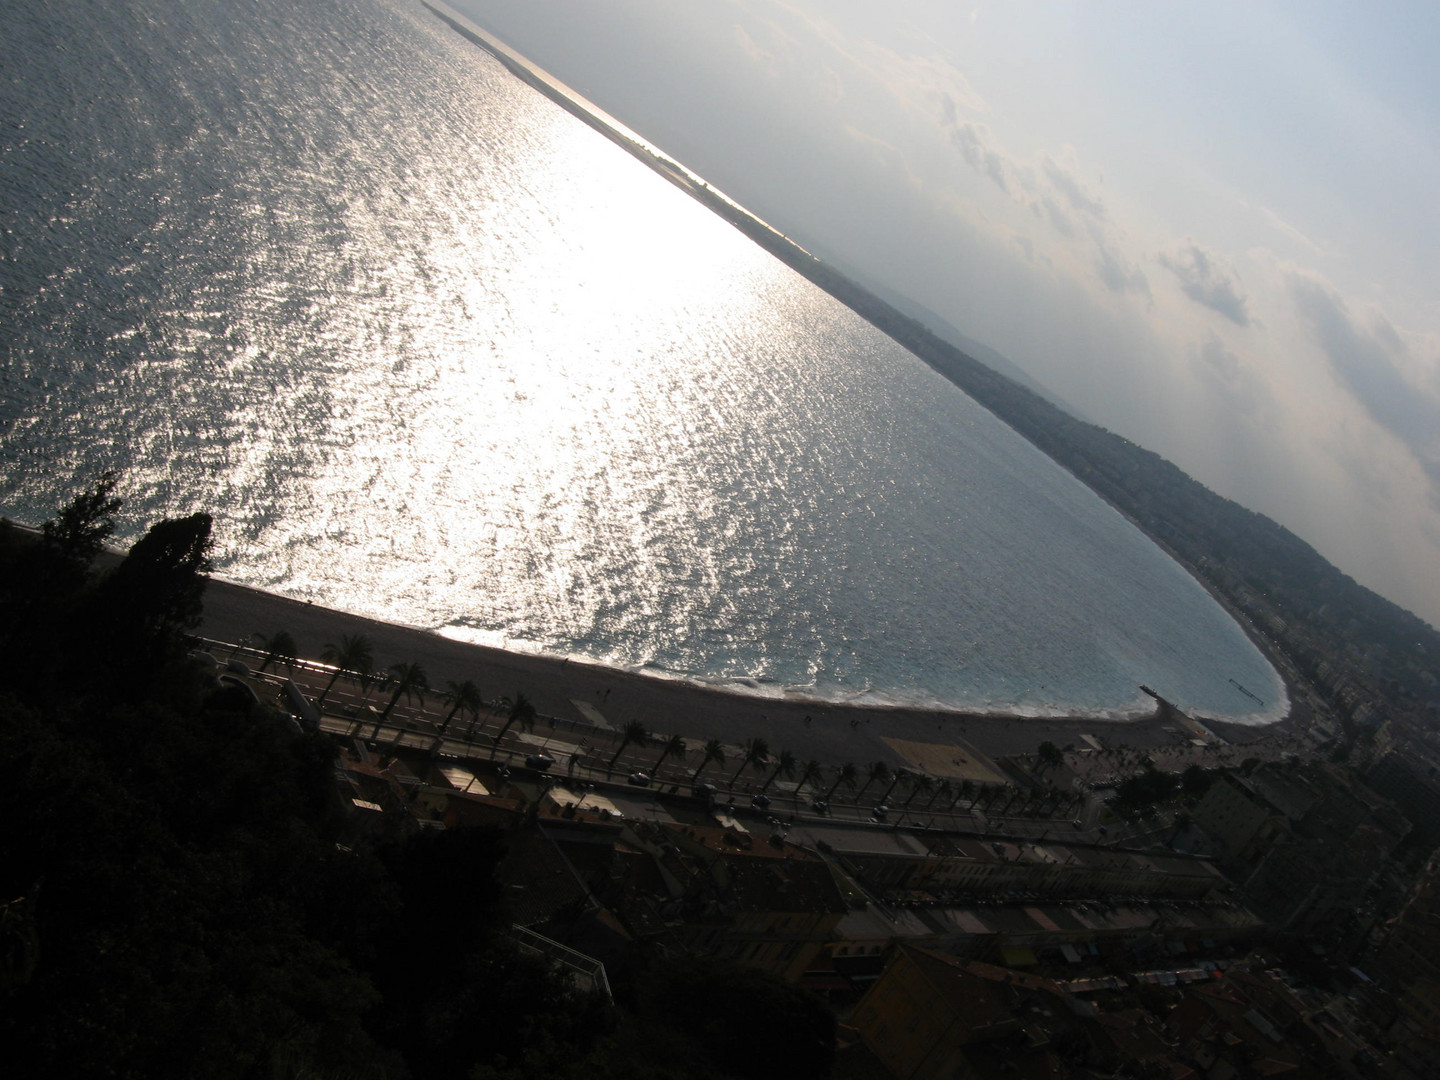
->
827;267;1439;723
824;265;1096;423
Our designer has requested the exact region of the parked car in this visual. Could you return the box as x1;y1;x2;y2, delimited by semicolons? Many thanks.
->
627;772;652;787
525;754;555;772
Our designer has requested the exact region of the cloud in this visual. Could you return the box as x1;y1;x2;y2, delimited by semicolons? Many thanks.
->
1159;241;1251;326
947;120;1012;195
1191;335;1271;417
1040;195;1074;237
1041;155;1106;220
1089;223;1149;297
731;22;779;71
932;103;1147;300
938;90;958;127
1288;270;1440;486
1093;246;1149;297
1196;335;1241;380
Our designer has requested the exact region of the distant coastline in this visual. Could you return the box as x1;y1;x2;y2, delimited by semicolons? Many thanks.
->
422;3;808;257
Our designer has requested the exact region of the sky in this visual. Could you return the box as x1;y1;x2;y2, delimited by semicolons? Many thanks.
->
457;0;1440;629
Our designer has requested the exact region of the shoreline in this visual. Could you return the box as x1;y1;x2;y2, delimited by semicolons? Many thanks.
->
415;1;1298;751
200;575;1286;769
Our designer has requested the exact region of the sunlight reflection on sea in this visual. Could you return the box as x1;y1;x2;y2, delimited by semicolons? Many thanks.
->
0;0;1283;722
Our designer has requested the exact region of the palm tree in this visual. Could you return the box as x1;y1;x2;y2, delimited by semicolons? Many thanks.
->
759;750;797;794
824;762;858;801
491;692;537;758
439;679;483;734
358;668;382;702
607;720;649;776
379;661;428;720
796;759;824;795
228;633;255;662
928;779;953;809
996;785;1023;815
1036;740;1064;776
954;779;976;809
901;774;933;809
254;630;298;674
729;738;770;787
880;769;909;805
319;633;373;705
650;733;687;776
855;761;890;802
691;739;726;784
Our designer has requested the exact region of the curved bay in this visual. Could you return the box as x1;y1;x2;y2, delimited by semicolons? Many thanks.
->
0;0;1283;721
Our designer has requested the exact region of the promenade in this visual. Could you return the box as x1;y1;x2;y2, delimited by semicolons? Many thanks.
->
199;577;1302;819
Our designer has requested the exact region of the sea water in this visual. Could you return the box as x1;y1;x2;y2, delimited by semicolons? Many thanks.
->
0;0;1284;722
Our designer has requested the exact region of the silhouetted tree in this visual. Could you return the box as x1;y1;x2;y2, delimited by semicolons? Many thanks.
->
439;679;483;734
1037;740;1064;775
90;512;213;672
855;761;890;802
795;759;824;794
379;661;428;721
650;733;687;775
607;720;649;775
729;738;770;787
254;630;298;674
759;749;797;794
880;769;909;804
318;633;373;706
1;474;125;676
901;774;933;809
41;469;122;572
1181;763;1213;797
490;692;537;757
824;762;858;801
691;738;726;783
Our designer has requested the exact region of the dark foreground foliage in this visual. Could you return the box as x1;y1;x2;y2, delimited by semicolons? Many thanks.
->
0;485;835;1079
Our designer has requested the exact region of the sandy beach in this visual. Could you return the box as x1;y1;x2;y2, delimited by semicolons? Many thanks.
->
200;575;1282;775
